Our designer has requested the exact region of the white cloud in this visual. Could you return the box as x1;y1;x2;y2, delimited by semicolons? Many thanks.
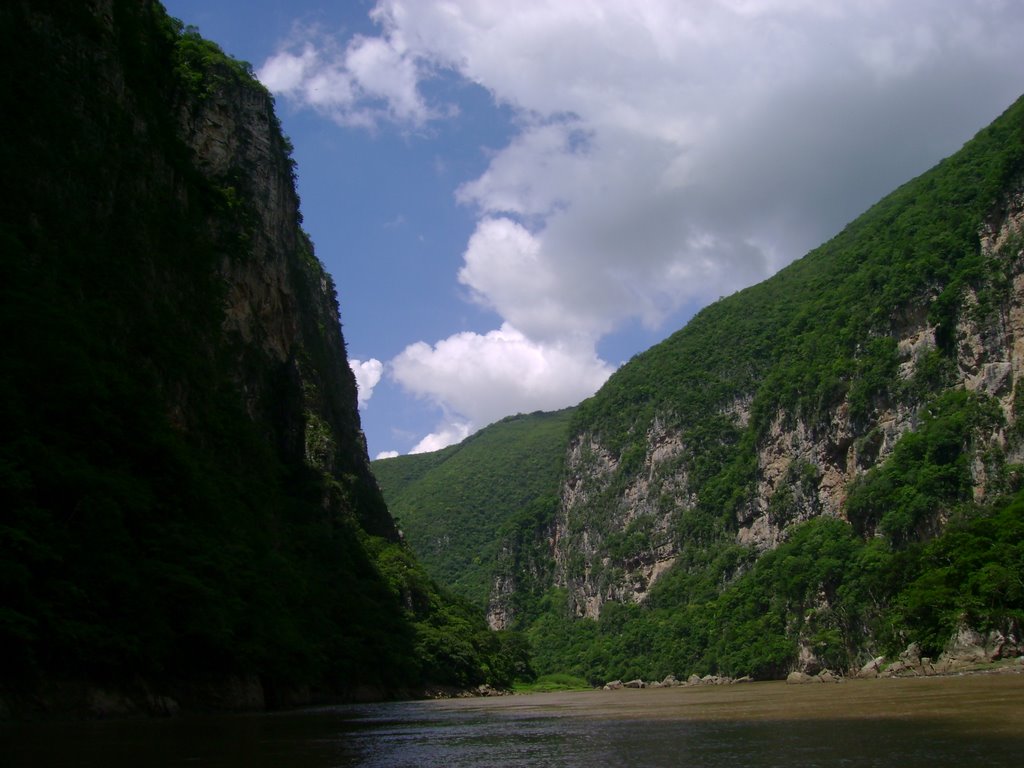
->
457;216;613;343
375;450;400;460
257;24;434;128
389;324;615;450
350;358;383;407
410;422;473;454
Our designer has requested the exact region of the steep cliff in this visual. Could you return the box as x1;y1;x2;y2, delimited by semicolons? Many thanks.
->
550;98;1024;618
465;96;1024;680
0;0;508;716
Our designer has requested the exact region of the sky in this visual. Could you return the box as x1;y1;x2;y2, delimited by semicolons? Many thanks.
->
162;0;1024;459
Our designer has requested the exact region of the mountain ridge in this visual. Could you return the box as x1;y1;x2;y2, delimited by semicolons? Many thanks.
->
393;94;1024;683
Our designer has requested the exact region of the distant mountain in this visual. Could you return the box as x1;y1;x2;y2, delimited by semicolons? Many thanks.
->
395;94;1024;683
373;409;572;609
0;0;516;717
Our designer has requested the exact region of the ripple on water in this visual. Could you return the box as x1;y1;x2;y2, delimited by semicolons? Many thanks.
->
3;674;1023;767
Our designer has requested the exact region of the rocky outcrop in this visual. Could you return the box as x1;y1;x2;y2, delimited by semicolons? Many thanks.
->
554;422;685;618
786;670;842;684
852;620;1024;679
856;656;887;679
603;673;752;690
179;84;301;368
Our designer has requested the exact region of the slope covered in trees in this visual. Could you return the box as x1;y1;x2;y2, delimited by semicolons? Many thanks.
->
373;409;573;607
0;0;515;715
396;94;1024;684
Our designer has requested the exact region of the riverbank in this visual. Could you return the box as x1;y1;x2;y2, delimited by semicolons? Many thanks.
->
5;669;1023;767
434;669;1024;730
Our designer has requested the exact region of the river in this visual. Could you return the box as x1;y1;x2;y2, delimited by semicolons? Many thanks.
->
4;673;1022;766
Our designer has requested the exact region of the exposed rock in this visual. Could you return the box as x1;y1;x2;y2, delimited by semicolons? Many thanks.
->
145;694;181;717
936;621;1023;670
606;673;744;689
943;625;989;667
474;684;507;697
554;421;684;618
87;688;138;718
796;642;823;676
786;671;815;685
540;185;1024;633
856;656;886;679
882;644;924;678
900;642;922;666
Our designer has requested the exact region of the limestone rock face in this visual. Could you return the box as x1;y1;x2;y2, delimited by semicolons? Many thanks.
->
554;422;686;618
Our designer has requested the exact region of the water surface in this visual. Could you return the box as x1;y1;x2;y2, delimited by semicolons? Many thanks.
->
5;674;1022;767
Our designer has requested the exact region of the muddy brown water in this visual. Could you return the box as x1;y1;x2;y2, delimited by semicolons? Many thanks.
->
4;673;1022;766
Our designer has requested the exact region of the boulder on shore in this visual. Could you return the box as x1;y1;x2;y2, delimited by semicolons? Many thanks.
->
856;656;886;679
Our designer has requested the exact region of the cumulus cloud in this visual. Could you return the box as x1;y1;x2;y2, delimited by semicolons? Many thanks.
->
264;1;1024;451
383;0;1018;303
349;358;383;407
390;324;615;448
375;450;400;460
257;24;434;128
410;422;473;455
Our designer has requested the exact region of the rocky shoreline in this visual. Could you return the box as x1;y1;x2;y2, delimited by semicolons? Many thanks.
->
601;623;1024;690
603;673;755;690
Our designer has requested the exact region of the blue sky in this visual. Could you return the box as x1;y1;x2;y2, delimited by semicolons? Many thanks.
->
162;0;1024;459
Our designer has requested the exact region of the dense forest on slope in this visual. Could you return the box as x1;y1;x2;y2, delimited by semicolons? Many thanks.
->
0;0;519;715
398;95;1024;684
373;410;572;608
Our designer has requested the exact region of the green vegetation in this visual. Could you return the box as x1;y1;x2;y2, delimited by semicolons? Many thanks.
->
575;92;1024;478
373;409;574;606
845;389;1004;544
0;0;507;705
512;673;591;693
523;484;1024;685
386;93;1024;685
516;91;1024;682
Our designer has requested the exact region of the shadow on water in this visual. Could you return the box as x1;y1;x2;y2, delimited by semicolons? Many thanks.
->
4;676;1023;767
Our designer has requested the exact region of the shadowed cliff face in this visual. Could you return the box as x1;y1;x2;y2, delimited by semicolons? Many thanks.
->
172;21;397;541
0;0;413;712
